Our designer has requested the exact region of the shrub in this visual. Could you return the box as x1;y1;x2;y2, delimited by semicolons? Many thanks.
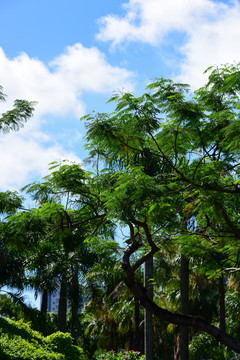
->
0;316;84;360
0;333;63;360
0;317;45;344
46;332;84;360
189;332;224;360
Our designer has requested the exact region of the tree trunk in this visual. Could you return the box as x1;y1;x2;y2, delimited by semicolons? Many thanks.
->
58;274;67;332
174;331;181;360
69;265;79;339
219;275;226;332
133;296;140;351
40;289;48;313
144;256;153;360
40;288;48;335
180;254;189;360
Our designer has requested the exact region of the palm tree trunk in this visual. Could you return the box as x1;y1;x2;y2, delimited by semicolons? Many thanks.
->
40;289;48;313
180;254;189;360
58;274;67;332
40;288;48;335
219;275;226;332
144;256;153;360
133;296;140;351
69;264;79;339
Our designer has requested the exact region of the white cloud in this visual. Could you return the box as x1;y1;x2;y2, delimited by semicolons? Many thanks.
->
0;44;134;118
97;0;219;45
0;44;135;190
0;129;81;190
50;44;134;94
97;0;240;88
177;1;240;88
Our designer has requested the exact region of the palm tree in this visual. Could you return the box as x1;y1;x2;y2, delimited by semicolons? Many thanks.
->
82;247;133;351
16;162;108;334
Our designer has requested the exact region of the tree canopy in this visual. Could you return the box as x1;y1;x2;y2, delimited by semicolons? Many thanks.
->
2;64;240;359
80;63;240;355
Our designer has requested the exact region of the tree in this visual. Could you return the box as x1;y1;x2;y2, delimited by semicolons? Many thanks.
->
82;239;142;353
0;191;27;290
0;85;35;134
0;85;35;295
81;63;240;355
7;162;109;335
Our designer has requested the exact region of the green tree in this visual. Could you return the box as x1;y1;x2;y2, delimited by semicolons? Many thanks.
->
81;63;240;355
0;191;27;290
82;240;141;353
7;162;109;336
0;86;35;298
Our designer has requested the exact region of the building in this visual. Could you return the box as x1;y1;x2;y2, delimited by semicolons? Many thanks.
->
42;287;85;313
46;288;60;313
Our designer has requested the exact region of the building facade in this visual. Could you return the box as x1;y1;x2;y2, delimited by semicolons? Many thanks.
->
46;288;60;313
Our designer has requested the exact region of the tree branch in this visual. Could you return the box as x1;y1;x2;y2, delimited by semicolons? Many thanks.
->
124;276;240;353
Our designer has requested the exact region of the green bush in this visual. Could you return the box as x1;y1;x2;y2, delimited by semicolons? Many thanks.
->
189;332;224;360
0;333;63;360
46;332;84;360
0;316;85;360
0;317;45;344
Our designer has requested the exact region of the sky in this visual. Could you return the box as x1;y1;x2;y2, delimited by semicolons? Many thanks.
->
1;0;240;307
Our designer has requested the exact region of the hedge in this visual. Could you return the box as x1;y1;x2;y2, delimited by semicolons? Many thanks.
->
0;316;84;360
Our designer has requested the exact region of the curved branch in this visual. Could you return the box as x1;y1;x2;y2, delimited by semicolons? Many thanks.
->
122;217;240;354
124;274;240;354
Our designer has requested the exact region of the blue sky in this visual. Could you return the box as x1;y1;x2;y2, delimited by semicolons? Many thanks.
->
1;0;240;190
1;0;240;306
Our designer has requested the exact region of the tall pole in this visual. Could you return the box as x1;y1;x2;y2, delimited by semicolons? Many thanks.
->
180;254;189;360
144;256;153;360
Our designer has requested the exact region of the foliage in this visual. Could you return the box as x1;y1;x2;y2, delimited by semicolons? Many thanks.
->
80;63;240;355
189;332;224;360
82;255;132;351
96;349;145;360
187;291;240;360
0;85;36;134
3;161;110;335
46;332;84;360
0;191;23;215
0;294;57;336
225;291;240;340
3;64;240;357
0;316;84;360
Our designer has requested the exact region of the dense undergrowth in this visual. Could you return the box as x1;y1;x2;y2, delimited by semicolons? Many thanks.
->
0;316;84;360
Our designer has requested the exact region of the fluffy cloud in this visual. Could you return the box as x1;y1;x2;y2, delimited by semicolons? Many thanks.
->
177;1;240;87
0;44;135;189
97;0;240;88
97;0;220;45
50;44;134;94
0;129;81;190
0;44;134;117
